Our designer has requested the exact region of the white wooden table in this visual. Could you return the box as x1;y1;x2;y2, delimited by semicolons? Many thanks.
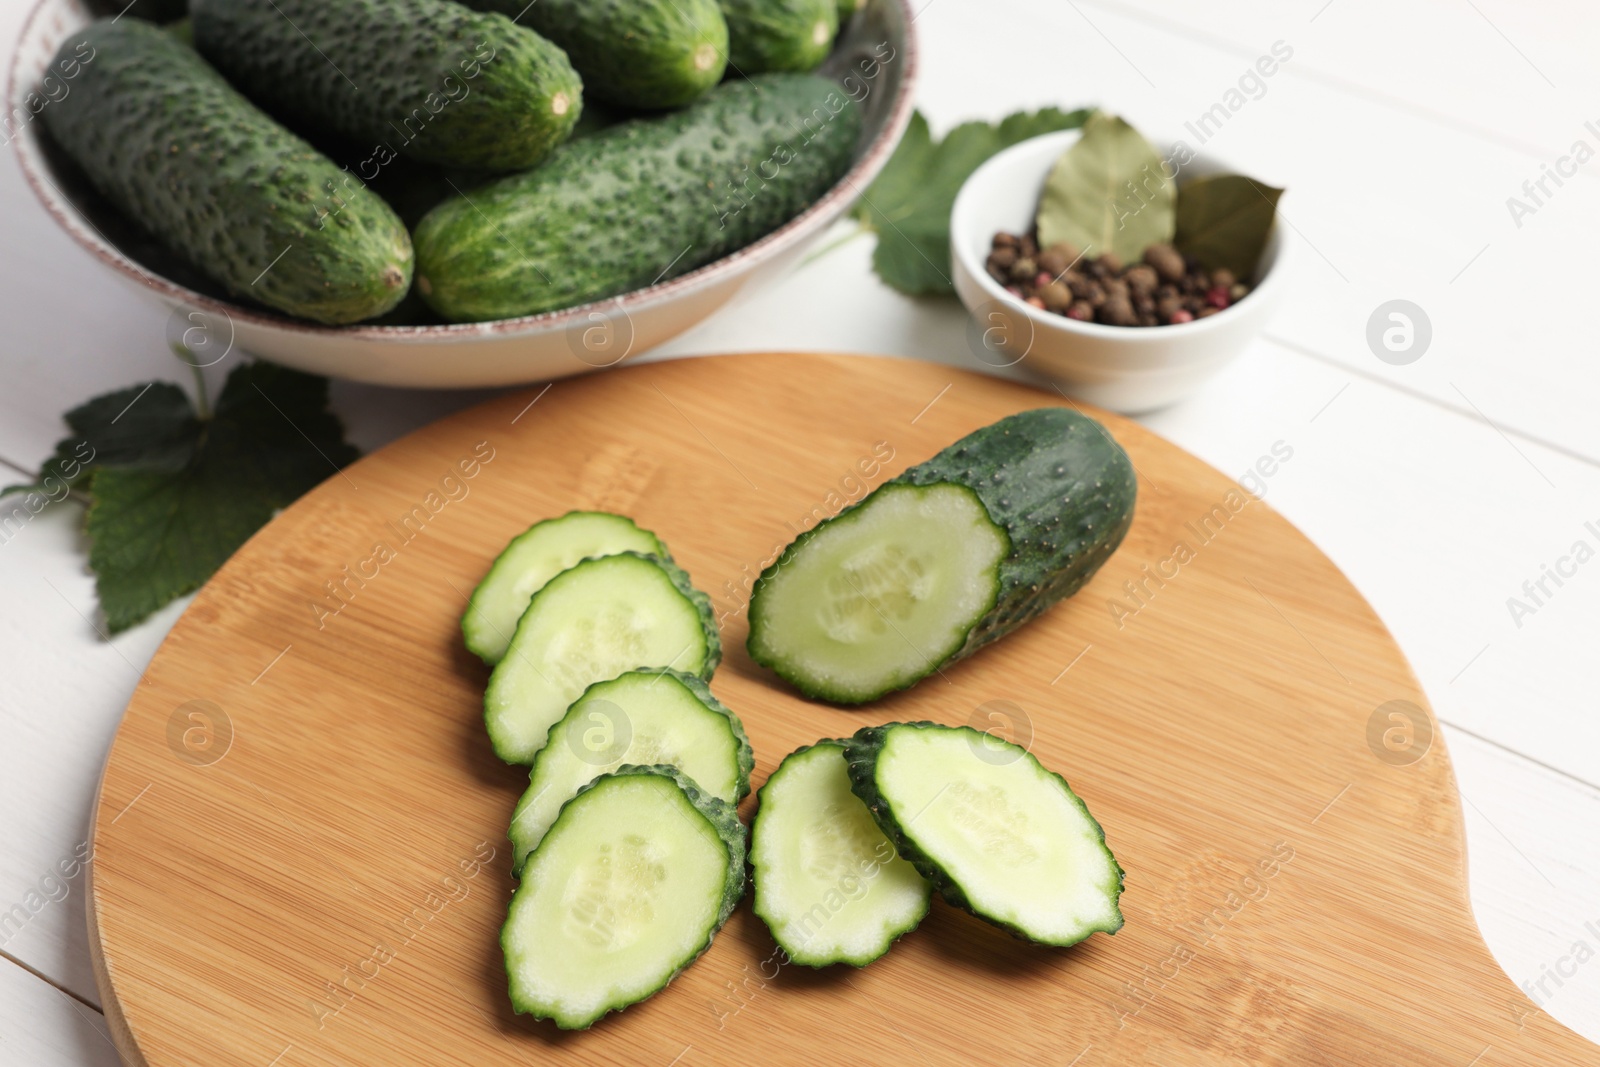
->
4;1;1599;1061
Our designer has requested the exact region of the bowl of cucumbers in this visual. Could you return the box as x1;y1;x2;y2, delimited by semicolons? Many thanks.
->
9;0;916;387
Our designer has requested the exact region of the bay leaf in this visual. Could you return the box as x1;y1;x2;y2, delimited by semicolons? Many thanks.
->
1173;174;1284;280
1035;112;1175;263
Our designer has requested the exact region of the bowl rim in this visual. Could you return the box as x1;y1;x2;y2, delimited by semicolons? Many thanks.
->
8;0;920;340
950;126;1291;344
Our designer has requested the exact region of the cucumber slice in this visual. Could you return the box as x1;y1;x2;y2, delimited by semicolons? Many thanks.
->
748;408;1136;703
485;553;719;764
751;741;931;967
844;722;1123;946
463;511;669;665
503;765;746;1029
509;668;754;873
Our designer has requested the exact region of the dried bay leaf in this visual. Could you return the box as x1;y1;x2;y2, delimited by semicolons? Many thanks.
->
1035;112;1175;263
1173;174;1283;280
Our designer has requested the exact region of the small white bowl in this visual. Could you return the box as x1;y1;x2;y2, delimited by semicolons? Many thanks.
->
9;0;918;388
950;129;1289;413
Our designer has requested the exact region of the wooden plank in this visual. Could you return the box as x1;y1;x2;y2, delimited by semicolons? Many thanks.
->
1076;0;1595;157
87;353;1595;1064
1449;727;1600;1043
0;957;121;1067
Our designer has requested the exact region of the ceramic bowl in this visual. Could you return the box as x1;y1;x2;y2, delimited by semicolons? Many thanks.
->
9;0;918;387
950;129;1290;413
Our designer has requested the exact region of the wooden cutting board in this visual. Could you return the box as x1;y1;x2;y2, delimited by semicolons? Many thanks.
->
88;353;1594;1066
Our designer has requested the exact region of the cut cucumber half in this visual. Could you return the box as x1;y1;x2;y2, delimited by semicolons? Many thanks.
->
463;512;669;665
503;765;746;1029
748;408;1136;703
485;553;719;765
751;741;931;967
844;722;1123;946
509;668;754;873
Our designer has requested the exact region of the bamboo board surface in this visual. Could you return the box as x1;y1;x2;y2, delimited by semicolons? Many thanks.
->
87;353;1595;1065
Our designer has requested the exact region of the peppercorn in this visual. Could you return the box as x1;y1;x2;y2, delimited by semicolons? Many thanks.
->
1144;243;1185;284
1124;264;1158;295
992;232;1020;250
1210;268;1235;290
1039;281;1073;311
1099;296;1137;326
1009;257;1037;283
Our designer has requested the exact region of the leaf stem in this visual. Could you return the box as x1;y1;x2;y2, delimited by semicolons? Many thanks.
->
798;222;871;268
172;344;212;420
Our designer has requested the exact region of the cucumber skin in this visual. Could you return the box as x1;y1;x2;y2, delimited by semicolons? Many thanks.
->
652;554;724;679
842;722;1125;945
482;551;722;764
190;0;582;171
749;739;931;968
747;407;1136;702
658;671;755;800
720;0;837;74
508;668;755;876
896;408;1136;658
462;0;727;109
41;20;412;325
413;75;861;321
503;764;747;1029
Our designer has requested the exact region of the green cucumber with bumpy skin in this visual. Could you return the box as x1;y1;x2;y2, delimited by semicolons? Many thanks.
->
485;552;719;764
746;408;1136;703
720;0;837;73
41;20;412;325
190;0;581;171
751;740;931;967
413;74;861;322
844;722;1124;946
503;764;746;1029
462;0;727;109
462;511;670;665
509;668;753;873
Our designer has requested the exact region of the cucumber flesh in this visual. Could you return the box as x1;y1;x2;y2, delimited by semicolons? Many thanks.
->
503;766;745;1029
485;553;719;764
747;483;1008;703
846;722;1123;946
463;511;669;665
510;669;753;873
751;741;930;967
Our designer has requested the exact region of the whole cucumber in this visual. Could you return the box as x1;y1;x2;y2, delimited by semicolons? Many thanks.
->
462;0;727;109
720;0;837;74
413;74;861;322
41;20;412;325
190;0;582;172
